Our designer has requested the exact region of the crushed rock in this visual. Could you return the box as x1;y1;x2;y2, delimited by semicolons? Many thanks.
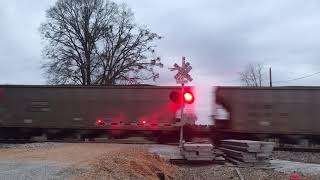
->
175;165;237;180
239;167;299;180
271;159;320;178
74;148;176;180
0;142;61;150
0;160;72;180
175;164;320;180
272;151;320;164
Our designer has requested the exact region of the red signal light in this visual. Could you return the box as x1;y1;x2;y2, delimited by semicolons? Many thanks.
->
169;90;195;104
96;119;105;126
183;92;194;104
142;120;147;124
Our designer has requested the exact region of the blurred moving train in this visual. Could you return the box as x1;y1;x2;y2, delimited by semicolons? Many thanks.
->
0;85;197;141
214;86;320;144
1;84;320;144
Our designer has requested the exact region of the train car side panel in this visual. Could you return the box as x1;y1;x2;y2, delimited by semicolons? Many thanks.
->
215;87;320;135
0;86;181;130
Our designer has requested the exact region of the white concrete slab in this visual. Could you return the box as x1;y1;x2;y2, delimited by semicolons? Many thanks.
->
145;144;183;160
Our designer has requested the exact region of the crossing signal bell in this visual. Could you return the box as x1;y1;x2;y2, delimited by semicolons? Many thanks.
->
169;91;194;104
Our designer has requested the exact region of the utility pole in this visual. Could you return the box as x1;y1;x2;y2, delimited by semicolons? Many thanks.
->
269;67;272;87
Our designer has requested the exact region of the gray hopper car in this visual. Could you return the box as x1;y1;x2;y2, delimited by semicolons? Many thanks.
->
215;86;320;136
0;85;186;139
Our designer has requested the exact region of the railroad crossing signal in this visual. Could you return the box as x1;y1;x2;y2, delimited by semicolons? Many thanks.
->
169;56;194;147
170;57;193;84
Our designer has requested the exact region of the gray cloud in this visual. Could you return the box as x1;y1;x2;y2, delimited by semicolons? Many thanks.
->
0;0;55;84
118;0;320;86
2;0;320;85
2;0;320;123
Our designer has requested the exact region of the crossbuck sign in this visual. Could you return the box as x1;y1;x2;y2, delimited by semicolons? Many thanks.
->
170;57;193;84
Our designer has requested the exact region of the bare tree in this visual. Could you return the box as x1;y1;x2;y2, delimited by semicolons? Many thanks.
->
40;0;162;85
239;63;265;87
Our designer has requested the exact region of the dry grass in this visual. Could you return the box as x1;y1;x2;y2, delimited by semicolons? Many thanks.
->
75;148;177;180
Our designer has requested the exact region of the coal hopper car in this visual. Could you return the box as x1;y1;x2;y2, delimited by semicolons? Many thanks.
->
214;86;320;142
0;85;193;140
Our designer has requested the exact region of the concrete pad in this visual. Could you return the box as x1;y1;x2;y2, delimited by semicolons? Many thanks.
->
183;143;213;151
182;151;215;157
184;156;215;161
222;140;274;151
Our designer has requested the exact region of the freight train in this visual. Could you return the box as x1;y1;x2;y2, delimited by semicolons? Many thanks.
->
1;85;320;145
213;86;320;145
0;85;197;141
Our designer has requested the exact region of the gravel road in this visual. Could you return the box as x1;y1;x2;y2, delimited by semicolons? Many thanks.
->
0;142;61;149
0;160;75;180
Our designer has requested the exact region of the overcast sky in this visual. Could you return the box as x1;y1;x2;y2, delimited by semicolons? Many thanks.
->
1;0;320;124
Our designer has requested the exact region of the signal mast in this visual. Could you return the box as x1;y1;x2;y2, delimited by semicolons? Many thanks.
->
169;57;193;147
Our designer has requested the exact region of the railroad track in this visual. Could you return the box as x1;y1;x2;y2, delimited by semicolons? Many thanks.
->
2;138;320;152
0;138;160;145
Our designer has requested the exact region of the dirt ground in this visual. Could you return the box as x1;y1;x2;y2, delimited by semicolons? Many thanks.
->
0;143;177;180
1;143;320;180
0;143;131;166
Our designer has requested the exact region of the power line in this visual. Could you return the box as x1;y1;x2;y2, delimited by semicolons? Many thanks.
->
273;71;320;83
217;71;320;85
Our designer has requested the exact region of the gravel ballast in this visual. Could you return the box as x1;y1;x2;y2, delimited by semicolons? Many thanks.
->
272;150;320;164
175;165;237;180
175;164;320;180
